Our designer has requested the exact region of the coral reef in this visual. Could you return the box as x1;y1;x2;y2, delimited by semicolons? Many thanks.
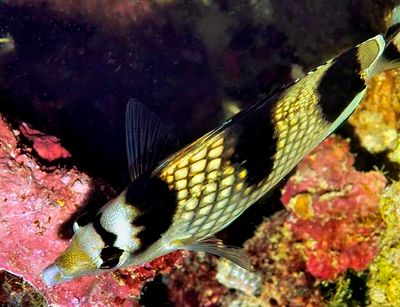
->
0;114;186;305
166;212;326;306
348;6;400;165
367;182;400;306
349;70;400;158
236;211;325;306
321;270;369;306
165;136;386;306
282;136;386;280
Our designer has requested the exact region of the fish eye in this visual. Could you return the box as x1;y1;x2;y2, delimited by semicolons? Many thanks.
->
100;258;120;269
99;246;124;269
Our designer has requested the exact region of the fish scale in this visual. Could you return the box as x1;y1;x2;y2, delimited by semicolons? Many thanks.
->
158;64;331;243
160;135;247;239
267;65;330;188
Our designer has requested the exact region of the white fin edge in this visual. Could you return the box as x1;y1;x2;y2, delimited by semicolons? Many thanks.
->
392;5;400;27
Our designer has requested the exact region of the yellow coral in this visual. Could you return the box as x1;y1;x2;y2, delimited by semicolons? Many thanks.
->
287;193;314;220
367;182;400;306
388;138;400;165
349;71;400;155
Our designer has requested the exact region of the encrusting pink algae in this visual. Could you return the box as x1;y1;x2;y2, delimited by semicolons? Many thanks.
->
0;114;186;306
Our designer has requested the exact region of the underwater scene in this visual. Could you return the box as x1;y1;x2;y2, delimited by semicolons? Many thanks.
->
1;0;400;306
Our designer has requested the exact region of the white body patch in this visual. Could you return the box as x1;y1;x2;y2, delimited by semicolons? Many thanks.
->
100;200;140;252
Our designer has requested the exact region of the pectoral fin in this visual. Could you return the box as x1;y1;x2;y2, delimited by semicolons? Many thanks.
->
184;237;253;271
125;99;178;181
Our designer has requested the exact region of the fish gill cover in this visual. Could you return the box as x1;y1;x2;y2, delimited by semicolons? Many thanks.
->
0;0;399;306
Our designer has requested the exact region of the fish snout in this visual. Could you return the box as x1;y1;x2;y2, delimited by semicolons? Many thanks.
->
42;263;70;286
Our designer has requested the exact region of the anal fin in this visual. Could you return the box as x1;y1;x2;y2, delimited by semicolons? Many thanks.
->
184;237;253;271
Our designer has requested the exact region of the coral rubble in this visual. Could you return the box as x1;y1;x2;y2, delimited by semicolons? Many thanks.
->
165;253;228;306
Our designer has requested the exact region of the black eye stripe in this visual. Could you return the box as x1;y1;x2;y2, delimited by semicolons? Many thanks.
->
93;214;117;246
74;211;93;228
125;176;178;255
99;246;124;269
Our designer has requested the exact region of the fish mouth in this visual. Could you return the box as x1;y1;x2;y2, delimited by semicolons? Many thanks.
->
42;263;71;286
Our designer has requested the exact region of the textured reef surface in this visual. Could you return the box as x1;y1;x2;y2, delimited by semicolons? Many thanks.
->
282;136;386;281
0;114;186;305
349;70;400;167
367;182;400;306
1;0;400;306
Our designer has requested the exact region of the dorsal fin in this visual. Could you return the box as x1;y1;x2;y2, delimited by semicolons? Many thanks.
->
125;99;178;181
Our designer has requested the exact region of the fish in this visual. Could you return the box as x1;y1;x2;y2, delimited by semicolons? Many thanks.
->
42;7;400;286
0;34;15;56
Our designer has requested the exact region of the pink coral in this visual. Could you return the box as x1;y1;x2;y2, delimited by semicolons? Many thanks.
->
19;122;71;162
281;136;386;280
0;114;185;305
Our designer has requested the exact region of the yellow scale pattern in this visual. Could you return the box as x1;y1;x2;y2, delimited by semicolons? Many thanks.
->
259;63;333;195
161;135;252;240
158;59;349;244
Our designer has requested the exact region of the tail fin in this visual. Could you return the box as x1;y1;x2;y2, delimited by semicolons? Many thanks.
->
385;4;400;39
366;5;400;78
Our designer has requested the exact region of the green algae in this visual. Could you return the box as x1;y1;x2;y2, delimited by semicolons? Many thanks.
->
320;270;368;307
